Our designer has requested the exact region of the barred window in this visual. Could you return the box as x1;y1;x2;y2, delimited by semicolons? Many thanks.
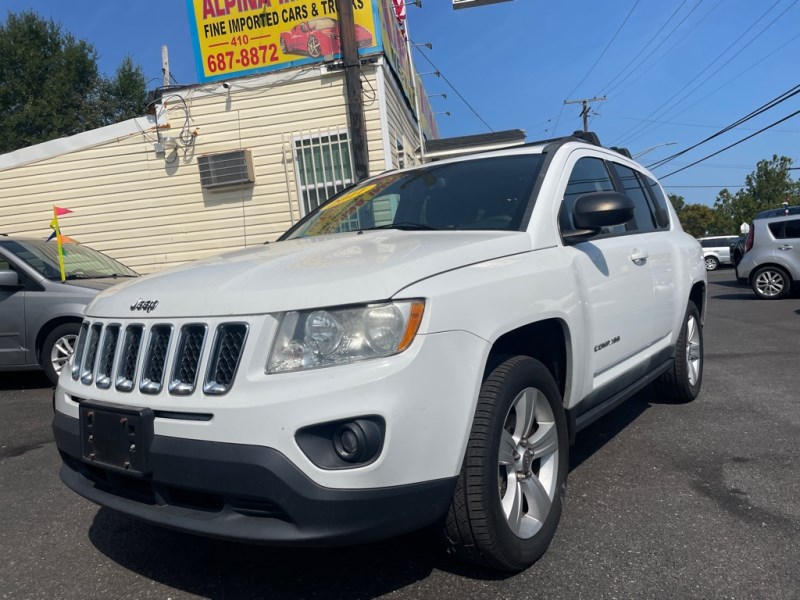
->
294;131;354;216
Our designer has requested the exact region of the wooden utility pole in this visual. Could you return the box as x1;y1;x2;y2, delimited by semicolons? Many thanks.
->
564;96;606;132
161;45;170;87
337;0;369;182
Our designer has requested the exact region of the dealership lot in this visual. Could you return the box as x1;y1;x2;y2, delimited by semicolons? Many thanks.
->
1;269;798;600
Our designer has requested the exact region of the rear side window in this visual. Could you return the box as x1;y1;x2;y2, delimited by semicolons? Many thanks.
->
560;157;618;234
612;164;656;233
643;176;671;229
769;219;800;239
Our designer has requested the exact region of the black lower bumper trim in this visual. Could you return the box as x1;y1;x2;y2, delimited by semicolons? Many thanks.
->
53;411;456;546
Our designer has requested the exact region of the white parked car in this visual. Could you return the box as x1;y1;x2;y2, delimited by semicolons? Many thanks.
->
698;235;740;271
53;133;706;572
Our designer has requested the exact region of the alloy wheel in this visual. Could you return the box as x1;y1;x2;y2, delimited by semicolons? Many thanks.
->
755;270;784;297
685;314;702;386
50;333;77;376
497;387;559;539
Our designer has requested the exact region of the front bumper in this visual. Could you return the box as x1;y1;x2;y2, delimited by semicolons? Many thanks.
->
53;411;456;545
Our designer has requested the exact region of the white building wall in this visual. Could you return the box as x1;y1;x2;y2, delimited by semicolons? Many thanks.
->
0;64;389;274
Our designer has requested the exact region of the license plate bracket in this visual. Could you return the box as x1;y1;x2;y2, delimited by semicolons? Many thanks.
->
80;401;154;476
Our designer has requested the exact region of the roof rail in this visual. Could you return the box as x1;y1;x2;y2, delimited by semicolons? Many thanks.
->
571;130;602;147
610;146;632;159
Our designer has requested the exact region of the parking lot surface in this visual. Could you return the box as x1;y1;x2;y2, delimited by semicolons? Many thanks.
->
1;269;799;600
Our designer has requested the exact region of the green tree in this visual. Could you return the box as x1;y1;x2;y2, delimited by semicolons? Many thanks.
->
0;11;145;153
668;193;685;216
679;204;717;238
713;155;799;227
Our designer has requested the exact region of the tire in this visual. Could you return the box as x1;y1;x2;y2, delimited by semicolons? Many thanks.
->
443;356;568;572
657;302;703;403
280;38;288;54
751;265;791;300
41;322;80;386
307;36;322;58
704;256;718;271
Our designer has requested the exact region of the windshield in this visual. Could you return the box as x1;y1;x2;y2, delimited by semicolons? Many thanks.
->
0;240;138;281
282;154;543;240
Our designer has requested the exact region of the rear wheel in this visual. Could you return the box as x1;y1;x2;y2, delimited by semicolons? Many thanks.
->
41;323;80;386
658;302;703;402
307;36;322;58
704;256;719;271
443;356;568;572
751;265;790;299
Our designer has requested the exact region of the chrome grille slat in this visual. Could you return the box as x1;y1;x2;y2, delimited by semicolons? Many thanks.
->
140;325;173;394
115;325;144;392
71;322;90;380
80;324;102;385
169;324;207;395
204;323;248;395
96;325;120;389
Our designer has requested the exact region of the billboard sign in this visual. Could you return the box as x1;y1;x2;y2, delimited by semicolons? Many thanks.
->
186;0;382;82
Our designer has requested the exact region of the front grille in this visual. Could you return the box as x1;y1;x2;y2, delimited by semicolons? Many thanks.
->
73;319;249;396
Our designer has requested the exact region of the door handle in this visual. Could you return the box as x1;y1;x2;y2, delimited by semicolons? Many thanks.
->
778;245;794;251
630;249;648;265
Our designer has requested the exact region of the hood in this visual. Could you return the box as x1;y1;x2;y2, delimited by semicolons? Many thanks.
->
87;230;531;318
65;276;138;292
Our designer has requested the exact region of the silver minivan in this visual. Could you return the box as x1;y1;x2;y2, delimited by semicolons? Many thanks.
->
736;215;800;299
0;237;137;384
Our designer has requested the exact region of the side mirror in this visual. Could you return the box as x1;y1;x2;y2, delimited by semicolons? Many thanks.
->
563;191;635;244
0;269;22;289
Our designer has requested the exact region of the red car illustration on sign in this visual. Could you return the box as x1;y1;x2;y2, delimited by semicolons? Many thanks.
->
279;18;373;58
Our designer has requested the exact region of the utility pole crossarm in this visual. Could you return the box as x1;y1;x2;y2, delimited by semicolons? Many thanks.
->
564;96;606;132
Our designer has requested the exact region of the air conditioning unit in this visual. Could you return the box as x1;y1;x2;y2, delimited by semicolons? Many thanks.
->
198;149;255;189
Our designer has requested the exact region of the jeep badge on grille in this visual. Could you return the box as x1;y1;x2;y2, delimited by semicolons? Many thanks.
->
130;299;159;313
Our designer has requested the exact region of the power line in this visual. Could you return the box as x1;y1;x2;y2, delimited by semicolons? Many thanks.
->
612;0;788;145
622;0;800;145
660;107;800;179
566;0;640;98
411;41;494;132
597;0;689;94
604;0;705;98
604;113;800;133
610;0;724;98
648;83;800;170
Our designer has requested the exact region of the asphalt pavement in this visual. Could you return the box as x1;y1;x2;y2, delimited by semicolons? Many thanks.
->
1;268;798;600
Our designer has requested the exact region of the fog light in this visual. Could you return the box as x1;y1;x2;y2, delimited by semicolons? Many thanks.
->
332;420;381;463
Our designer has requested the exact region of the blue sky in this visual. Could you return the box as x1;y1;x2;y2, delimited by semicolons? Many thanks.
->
4;0;799;211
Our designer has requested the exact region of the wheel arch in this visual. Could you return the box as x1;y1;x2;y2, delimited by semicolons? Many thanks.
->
689;280;706;323
485;318;571;408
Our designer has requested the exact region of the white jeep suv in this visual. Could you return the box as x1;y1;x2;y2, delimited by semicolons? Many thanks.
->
53;134;706;572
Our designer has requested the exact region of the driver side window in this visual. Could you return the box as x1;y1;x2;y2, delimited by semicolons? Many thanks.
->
559;157;620;235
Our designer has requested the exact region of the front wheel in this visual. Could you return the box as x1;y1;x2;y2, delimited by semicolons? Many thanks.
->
751;265;791;299
41;322;81;386
443;356;568;572
657;302;703;402
705;256;719;271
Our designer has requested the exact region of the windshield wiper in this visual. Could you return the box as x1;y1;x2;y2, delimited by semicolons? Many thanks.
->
366;222;440;231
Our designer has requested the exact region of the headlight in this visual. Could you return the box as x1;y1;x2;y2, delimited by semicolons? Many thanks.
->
267;300;425;373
